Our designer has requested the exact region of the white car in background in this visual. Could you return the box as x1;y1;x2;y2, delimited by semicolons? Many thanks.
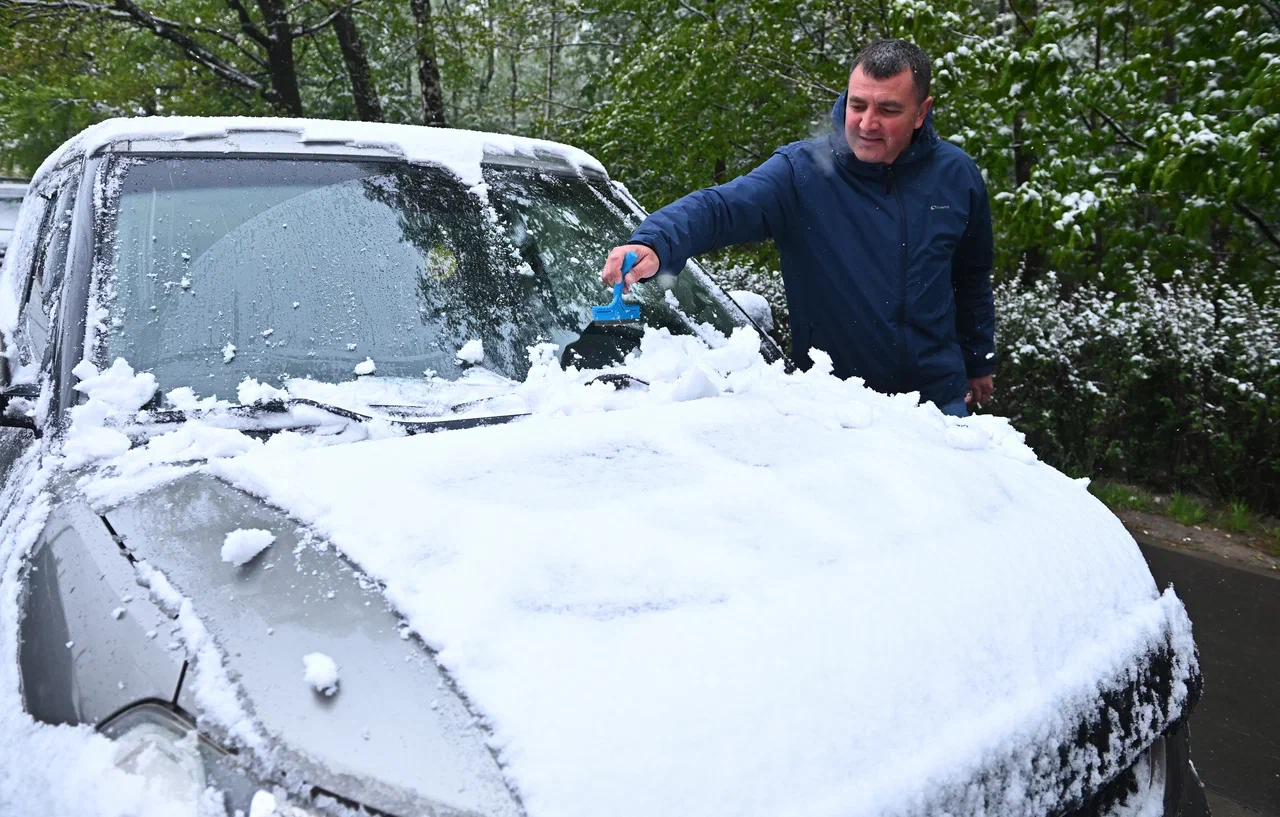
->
0;181;28;264
0;119;1206;817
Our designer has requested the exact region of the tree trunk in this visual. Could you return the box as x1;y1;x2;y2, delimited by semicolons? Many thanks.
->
510;48;519;131
255;0;303;115
545;1;559;132
332;10;384;122
1162;29;1178;105
1013;110;1045;283
411;0;448;126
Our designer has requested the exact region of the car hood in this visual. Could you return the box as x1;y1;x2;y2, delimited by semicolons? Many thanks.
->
97;393;1201;817
102;472;522;817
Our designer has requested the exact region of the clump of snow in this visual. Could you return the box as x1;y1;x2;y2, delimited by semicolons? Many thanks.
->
302;653;340;696
220;529;276;566
728;290;773;331
353;358;376;376
165;387;231;413
61;359;158;470
236;378;287;405
456;339;485;365
221;343;236;364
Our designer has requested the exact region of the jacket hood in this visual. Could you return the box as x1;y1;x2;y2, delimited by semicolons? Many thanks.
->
829;89;939;176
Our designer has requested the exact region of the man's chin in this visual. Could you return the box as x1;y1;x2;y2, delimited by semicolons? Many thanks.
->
851;145;885;163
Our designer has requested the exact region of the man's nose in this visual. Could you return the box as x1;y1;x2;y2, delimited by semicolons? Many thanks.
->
861;111;881;132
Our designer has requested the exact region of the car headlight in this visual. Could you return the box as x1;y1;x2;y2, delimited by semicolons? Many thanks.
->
100;703;208;815
100;702;323;816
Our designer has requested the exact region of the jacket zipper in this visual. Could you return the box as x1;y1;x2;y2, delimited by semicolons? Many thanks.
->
886;166;910;388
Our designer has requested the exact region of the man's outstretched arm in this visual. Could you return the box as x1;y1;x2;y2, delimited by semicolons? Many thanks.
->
952;170;997;404
603;151;796;289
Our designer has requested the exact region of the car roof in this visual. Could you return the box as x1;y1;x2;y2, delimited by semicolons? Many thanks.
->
0;182;26;200
30;117;610;191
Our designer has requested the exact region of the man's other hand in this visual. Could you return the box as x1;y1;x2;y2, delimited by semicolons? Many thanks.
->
602;244;660;293
966;375;995;407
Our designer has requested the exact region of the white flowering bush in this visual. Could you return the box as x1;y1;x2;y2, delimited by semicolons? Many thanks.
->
995;269;1280;514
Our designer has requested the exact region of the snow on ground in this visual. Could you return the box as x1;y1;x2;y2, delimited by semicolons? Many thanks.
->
1;325;1198;817
220;529;276;566
301;653;340;696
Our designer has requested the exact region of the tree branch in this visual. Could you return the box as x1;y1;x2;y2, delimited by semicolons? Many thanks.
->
1090;106;1147;150
292;0;359;38
1008;0;1036;38
1234;199;1280;252
0;0;271;95
676;0;712;23
223;0;268;46
1259;0;1280;32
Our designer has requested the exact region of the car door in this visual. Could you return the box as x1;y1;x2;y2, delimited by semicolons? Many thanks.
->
0;167;79;483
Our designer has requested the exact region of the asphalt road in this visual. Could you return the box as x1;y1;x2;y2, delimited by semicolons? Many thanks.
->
1138;542;1280;817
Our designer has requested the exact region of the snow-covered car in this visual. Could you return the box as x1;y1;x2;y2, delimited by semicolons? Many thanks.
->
0;181;28;264
0;119;1205;817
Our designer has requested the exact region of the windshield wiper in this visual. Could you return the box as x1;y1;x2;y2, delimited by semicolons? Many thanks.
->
141;397;529;436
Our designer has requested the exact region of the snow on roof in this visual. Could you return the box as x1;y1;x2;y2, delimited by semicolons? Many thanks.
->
29;116;608;191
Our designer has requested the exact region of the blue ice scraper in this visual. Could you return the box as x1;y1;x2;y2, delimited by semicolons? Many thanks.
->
591;251;642;324
559;251;646;371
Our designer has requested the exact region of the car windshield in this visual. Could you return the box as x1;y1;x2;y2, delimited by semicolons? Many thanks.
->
96;156;763;409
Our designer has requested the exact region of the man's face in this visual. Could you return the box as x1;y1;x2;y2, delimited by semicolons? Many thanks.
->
844;65;933;165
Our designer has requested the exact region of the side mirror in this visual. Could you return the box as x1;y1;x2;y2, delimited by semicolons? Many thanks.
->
0;383;39;431
0;334;38;432
729;290;774;333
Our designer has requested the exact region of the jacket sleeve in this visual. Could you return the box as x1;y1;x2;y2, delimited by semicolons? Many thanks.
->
628;151;796;274
952;169;997;379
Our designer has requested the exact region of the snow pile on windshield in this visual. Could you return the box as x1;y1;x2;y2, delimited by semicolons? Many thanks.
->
6;326;1198;817
221;528;275;566
302;654;340;697
61;359;157;469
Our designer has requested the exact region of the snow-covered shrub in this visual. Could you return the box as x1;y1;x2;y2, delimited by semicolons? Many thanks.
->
995;269;1280;513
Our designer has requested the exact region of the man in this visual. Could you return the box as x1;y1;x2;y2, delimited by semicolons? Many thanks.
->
601;39;996;416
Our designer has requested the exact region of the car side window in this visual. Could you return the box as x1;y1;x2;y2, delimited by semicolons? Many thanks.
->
15;177;77;369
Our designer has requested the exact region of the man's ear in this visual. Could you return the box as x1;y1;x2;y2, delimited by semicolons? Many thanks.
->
915;96;934;129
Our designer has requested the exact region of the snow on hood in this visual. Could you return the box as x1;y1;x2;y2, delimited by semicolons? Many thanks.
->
28;327;1196;816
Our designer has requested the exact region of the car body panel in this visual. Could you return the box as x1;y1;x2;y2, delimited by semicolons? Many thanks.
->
103;472;521;817
19;490;182;726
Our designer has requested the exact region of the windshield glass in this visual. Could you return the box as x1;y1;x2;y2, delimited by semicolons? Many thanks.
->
96;156;763;408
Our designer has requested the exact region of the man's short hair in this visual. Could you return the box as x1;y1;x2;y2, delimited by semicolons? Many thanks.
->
850;39;932;104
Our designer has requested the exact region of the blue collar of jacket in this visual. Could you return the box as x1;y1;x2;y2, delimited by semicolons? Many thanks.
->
828;90;939;178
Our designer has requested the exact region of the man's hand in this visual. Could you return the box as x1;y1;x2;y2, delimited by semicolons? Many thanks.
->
966;375;995;408
602;244;660;293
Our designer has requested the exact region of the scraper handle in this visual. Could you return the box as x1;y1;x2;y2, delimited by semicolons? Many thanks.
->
612;251;638;301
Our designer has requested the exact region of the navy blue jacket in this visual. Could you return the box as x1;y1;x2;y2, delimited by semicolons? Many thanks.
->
630;93;996;407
